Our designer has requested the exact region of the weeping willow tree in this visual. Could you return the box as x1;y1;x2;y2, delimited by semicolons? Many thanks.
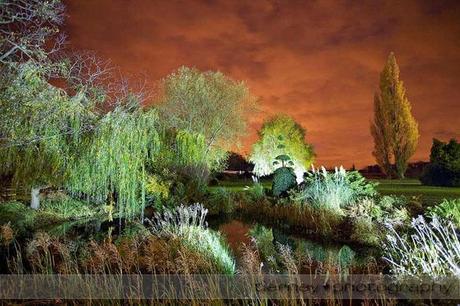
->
66;103;160;220
0;62;92;209
175;130;208;167
1;62;160;221
152;129;211;187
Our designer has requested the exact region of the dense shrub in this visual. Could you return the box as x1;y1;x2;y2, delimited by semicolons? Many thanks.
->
272;166;297;197
244;182;266;202
205;187;235;215
427;198;460;228
421;138;460;187
239;199;344;239
384;216;460;277
348;196;409;246
348;196;409;227
145;174;171;208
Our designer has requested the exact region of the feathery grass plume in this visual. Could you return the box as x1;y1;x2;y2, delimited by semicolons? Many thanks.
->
384;216;460;278
0;223;14;246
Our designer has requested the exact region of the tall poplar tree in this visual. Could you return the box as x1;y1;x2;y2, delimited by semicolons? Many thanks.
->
370;52;419;178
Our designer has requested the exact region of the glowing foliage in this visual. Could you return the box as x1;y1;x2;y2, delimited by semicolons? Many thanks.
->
250;115;314;181
146;175;170;200
175;130;207;168
371;52;419;178
293;166;377;212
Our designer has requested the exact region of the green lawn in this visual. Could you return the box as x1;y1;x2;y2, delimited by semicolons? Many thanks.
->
213;178;460;206
375;179;460;205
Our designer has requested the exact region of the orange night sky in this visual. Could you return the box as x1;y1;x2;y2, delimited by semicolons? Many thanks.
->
65;0;460;168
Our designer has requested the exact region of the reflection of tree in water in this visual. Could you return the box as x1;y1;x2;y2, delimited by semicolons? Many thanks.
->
249;224;357;273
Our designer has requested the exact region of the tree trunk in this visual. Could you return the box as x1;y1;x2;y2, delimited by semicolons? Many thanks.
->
30;187;41;209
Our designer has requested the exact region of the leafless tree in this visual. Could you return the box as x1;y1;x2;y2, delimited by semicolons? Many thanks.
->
57;49;153;111
0;0;66;64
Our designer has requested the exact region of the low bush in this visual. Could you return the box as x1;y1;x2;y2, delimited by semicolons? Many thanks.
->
348;196;409;227
0;201;62;236
40;194;100;220
145;174;171;209
239;199;345;239
426;198;460;228
244;182;266;202
205;187;235;215
350;217;380;246
383;216;460;278
347;196;409;246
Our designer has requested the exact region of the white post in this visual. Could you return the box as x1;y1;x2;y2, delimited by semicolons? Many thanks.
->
30;187;41;210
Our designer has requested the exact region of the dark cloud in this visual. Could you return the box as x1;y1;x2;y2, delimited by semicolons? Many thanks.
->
65;0;460;167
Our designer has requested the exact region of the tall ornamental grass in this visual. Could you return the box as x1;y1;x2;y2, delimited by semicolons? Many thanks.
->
293;166;376;212
384;216;460;278
148;204;235;274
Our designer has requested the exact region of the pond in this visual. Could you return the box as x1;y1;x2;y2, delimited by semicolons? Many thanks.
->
210;218;380;272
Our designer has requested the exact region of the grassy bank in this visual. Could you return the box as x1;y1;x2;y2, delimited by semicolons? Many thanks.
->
213;178;460;206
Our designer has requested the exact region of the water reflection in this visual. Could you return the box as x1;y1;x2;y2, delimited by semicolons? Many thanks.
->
216;219;373;273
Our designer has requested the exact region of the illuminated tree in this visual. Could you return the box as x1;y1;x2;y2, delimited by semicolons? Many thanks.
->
249;115;315;182
371;53;419;178
67;102;159;220
157;66;256;171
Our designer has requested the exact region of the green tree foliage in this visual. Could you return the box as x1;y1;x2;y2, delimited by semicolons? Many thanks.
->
156;66;256;171
67;105;160;220
152;129;210;197
250;115;314;181
0;63;160;219
421;139;460;187
0;63;92;208
371;52;419;178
